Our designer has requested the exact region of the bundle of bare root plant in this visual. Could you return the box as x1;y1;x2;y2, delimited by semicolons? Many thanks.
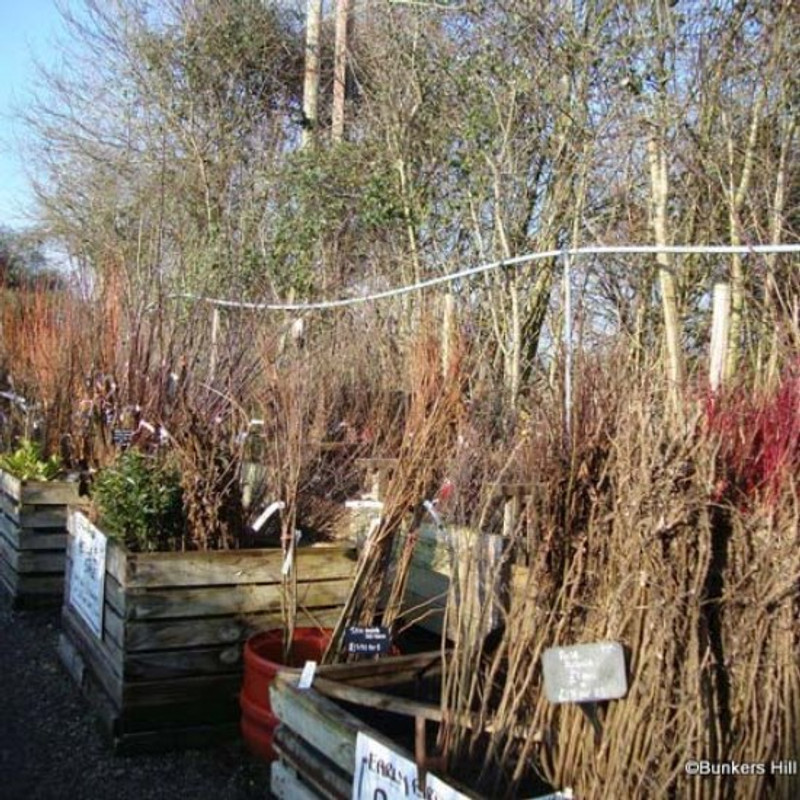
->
707;365;800;799
0;281;98;455
249;311;414;652
721;487;800;800
434;362;707;797
160;329;267;551
252;312;403;544
435;356;800;798
324;318;467;660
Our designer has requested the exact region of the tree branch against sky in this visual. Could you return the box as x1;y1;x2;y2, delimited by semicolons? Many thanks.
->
11;0;799;387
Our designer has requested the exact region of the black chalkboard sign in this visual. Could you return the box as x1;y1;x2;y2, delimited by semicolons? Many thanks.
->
542;641;627;704
112;429;134;447
344;625;391;655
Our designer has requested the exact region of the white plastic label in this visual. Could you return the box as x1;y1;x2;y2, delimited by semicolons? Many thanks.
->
297;660;317;690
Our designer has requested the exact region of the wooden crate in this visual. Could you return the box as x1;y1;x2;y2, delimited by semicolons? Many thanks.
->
59;509;357;753
0;469;84;607
269;654;482;800
269;658;570;800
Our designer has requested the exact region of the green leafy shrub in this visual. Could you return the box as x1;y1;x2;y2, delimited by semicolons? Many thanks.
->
0;439;62;481
91;450;185;552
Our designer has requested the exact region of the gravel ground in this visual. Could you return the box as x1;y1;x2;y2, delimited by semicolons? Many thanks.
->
0;590;274;800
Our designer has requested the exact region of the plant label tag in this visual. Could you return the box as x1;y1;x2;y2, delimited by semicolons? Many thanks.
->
252;500;285;532
542;641;627;704
353;732;471;799
298;660;317;690
111;429;134;447
345;626;391;655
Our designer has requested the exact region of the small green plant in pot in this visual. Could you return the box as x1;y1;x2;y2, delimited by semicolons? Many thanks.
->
0;439;62;481
91;449;185;552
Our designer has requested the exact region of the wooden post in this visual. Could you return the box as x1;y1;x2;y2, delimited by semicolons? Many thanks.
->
709;282;731;392
209;306;220;381
563;251;573;447
441;292;454;378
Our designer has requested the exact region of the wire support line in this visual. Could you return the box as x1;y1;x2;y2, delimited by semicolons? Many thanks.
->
164;243;800;314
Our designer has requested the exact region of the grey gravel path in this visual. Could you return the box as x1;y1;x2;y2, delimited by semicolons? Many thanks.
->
0;590;273;800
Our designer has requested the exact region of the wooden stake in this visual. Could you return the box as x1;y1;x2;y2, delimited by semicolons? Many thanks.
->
709;282;731;392
209;306;220;381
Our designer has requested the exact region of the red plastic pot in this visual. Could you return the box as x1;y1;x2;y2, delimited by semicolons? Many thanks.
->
240;627;331;761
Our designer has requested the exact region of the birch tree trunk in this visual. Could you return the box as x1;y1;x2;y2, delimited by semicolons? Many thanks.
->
302;0;322;149
646;134;684;403
332;0;351;143
723;95;762;381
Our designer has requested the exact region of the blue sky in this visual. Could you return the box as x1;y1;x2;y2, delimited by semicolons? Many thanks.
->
0;0;77;230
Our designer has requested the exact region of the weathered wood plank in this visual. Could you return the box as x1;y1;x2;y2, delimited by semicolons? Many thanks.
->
124;578;352;621
117;693;240;730
124;613;276;651
271;676;364;774
58;631;241;754
120;673;243;708
0;557;64;597
0;535;19;569
316;652;441;683
273;676;483;799
123;608;343;652
0;495;20;523
104;537;128;586
104;572;127;617
121;545;356;589
19;480;83;506
271;677;428;780
62;604;124;704
126;645;433;691
313;677;445;723
0;537;65;573
3;526;66;551
0;555;18;595
122;644;244;681
19;506;68;527
316;652;443;691
103;602;126;648
272;758;330;800
0;512;19;544
0;470;83;507
0;471;21;500
273;728;350;800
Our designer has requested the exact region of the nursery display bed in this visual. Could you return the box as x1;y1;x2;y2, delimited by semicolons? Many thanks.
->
59;509;357;753
0;469;84;607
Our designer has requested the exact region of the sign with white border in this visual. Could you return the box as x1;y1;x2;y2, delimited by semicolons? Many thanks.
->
353;731;469;800
542;641;627;704
68;513;107;639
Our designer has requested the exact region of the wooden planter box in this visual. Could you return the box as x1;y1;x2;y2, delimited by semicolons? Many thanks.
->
58;509;357;753
269;656;570;799
0;469;84;607
269;655;482;800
